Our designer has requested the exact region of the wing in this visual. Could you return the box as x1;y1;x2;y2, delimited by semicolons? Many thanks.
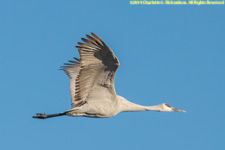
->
60;57;81;104
72;33;120;107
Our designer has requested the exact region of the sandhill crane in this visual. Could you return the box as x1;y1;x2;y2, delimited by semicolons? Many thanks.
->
33;33;185;119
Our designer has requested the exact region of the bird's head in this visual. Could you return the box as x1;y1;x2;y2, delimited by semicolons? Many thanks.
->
159;103;186;112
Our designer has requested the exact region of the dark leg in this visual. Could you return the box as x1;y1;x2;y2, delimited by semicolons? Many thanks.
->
33;112;66;119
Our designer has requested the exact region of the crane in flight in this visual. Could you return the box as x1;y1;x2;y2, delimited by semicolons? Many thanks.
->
33;33;185;119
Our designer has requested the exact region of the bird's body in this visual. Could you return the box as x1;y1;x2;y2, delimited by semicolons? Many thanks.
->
33;33;185;119
65;96;163;118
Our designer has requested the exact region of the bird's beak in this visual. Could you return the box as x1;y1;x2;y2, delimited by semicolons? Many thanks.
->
172;107;186;113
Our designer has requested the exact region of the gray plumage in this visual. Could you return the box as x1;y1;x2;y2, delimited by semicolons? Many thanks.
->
33;33;185;119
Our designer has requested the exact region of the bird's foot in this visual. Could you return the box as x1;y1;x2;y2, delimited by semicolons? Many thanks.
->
33;113;48;119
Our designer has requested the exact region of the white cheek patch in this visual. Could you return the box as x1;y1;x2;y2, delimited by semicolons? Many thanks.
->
163;104;173;111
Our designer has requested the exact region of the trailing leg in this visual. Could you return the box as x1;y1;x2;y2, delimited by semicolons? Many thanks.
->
33;112;66;119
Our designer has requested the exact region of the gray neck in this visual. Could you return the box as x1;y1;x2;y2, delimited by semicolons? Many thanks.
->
118;96;162;112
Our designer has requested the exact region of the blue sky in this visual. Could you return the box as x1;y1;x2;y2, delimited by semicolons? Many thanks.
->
0;0;225;150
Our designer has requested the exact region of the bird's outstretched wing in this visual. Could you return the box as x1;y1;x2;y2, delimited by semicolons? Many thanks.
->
61;33;120;107
60;57;81;104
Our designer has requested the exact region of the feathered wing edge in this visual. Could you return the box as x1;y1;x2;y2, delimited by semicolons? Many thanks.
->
61;33;119;108
60;57;80;105
60;57;80;79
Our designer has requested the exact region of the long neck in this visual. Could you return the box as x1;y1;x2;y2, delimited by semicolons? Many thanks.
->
118;96;162;112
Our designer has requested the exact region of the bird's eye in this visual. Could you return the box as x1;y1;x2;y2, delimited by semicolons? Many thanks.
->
165;104;171;108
